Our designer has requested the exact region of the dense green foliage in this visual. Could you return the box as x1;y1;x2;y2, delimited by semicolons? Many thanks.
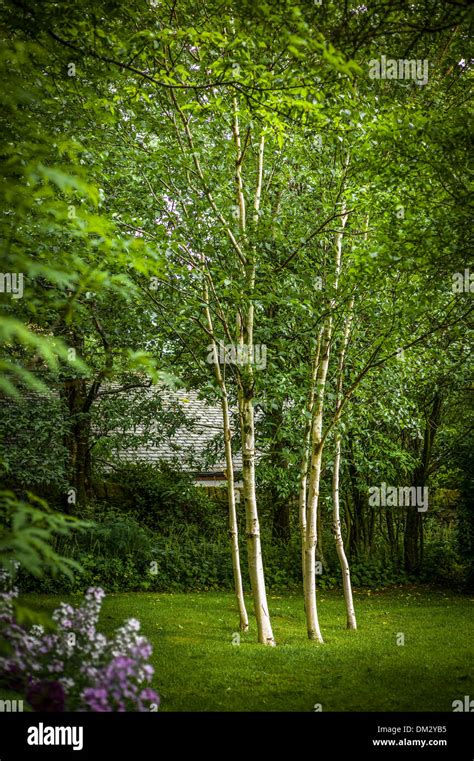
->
0;0;472;660
15;463;469;594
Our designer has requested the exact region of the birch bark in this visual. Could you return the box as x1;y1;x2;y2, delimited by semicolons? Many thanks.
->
233;116;275;644
299;329;322;580
303;202;348;641
332;299;357;629
203;284;249;631
170;88;274;644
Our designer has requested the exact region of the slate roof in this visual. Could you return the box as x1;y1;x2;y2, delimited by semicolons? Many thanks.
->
114;387;242;476
1;385;242;479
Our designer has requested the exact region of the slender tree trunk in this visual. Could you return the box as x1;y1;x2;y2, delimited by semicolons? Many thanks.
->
60;312;113;511
298;330;322;579
332;299;357;628
235;128;275;645
304;326;330;642
169;88;272;642
222;386;249;631
203;285;249;631
61;375;91;511
239;390;275;645
332;433;357;629
303;201;348;642
304;440;324;641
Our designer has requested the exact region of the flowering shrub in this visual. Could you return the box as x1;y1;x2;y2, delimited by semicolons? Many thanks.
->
0;570;159;712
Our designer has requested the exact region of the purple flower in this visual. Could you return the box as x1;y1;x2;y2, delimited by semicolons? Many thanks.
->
140;688;159;705
131;640;153;660
82;686;111;712
0;576;160;713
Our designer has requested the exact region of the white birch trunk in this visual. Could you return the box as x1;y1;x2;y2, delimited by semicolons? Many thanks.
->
204;290;249;632
303;202;348;642
171;86;273;642
299;330;322;581
332;432;357;629
303;326;330;642
235;129;275;644
239;389;275;645
222;384;249;631
332;299;357;629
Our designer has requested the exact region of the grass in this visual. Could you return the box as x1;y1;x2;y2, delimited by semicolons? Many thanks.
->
17;587;473;712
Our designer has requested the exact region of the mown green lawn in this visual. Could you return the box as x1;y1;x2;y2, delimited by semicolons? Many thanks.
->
17;588;473;712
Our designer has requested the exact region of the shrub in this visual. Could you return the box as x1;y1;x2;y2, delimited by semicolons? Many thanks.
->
102;463;226;535
421;538;467;586
0;571;159;712
62;510;153;563
262;534;302;590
